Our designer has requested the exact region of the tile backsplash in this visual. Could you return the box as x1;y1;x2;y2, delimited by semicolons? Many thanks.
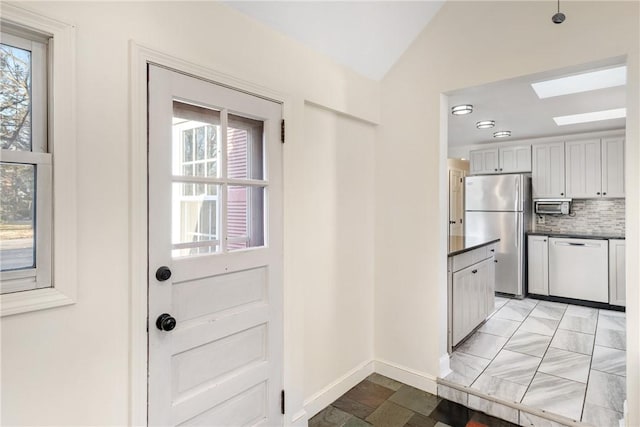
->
534;199;625;235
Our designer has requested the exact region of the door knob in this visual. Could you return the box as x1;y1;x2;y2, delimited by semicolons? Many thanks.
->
156;314;177;331
156;266;172;282
449;220;456;224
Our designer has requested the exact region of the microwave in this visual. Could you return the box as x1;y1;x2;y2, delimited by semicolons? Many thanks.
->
534;198;571;215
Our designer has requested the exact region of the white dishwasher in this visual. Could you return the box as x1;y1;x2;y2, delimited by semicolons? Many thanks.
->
549;237;609;303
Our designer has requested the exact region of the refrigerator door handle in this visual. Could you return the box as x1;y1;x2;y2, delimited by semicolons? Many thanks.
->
515;177;519;211
515;213;519;248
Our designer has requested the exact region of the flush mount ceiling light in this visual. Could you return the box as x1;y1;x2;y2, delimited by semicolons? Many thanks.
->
553;108;626;126
531;66;627;99
493;131;511;138
476;120;495;129
451;104;473;115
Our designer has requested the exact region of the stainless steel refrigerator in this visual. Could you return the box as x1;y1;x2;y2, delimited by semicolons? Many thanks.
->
464;174;531;297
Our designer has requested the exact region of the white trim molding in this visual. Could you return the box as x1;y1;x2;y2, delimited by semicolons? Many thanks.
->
374;358;438;395
128;41;295;427
0;3;77;317
304;360;375;419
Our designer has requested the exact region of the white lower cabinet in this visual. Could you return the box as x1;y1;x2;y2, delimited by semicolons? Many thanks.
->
450;250;495;346
527;235;549;295
609;239;626;306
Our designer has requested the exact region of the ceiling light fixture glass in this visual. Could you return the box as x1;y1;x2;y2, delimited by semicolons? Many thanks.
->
451;104;473;115
553;108;626;126
476;120;495;129
531;66;627;99
493;131;511;138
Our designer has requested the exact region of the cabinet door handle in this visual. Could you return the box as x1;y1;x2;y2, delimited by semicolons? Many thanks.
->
472;269;478;274
597;192;601;195
494;168;498;172
494;260;498;263
490;249;495;252
603;192;607;195
560;192;564;196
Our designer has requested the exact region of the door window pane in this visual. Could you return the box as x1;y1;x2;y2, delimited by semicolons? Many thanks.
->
172;183;220;257
0;163;35;270
173;101;220;178
227;114;264;180
0;44;32;151
227;185;264;251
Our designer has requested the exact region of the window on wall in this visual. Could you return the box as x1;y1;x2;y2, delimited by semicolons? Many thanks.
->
0;5;76;317
0;29;52;294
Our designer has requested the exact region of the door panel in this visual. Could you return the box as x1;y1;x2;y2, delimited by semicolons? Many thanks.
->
148;65;283;426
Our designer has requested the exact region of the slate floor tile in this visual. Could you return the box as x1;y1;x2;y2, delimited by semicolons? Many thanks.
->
469;409;519;427
365;401;414;427
344;380;396;409
427;399;471;427
332;395;376;420
309;406;353;427
367;373;404;391
404;413;438;427
388;385;440;417
343;416;372;427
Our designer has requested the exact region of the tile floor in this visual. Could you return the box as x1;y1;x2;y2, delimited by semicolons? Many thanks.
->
445;297;626;426
309;373;517;427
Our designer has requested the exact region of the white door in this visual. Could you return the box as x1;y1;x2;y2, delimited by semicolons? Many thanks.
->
449;169;464;236
148;65;283;426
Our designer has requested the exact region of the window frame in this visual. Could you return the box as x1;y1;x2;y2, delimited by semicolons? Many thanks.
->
0;30;52;294
0;4;77;317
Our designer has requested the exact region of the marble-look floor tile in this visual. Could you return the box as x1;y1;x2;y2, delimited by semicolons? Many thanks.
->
494;300;536;322
470;372;528;403
521;372;586;421
585;369;626;413
365;401;414;427
519;316;560;336
519;411;570;427
529;304;566;321
597;313;626;332
445;352;491;386
504;330;552;357
558;314;596;334
468;394;519;424
537;347;591;383
591;345;626;376
478;317;521;338
483;349;541;385
309;406;352;427
537;300;568;310
595;327;626;351
599;308;625;318
367;373;403;391
581;403;622;427
388;385;440;417
495;296;511;309
550;329;594;355
565;305;598;319
456;331;508;360
437;384;467;406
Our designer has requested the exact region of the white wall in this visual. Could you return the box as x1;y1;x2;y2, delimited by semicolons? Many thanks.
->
0;2;378;425
301;104;375;415
375;0;639;423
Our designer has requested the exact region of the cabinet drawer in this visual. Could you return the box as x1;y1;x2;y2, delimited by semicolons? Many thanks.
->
453;246;487;271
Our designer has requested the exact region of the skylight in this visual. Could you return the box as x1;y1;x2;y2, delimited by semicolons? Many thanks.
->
531;66;626;99
553;108;626;126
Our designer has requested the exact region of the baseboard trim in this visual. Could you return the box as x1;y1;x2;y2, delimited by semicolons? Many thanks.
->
303;359;375;419
290;409;308;427
439;353;452;378
374;359;438;394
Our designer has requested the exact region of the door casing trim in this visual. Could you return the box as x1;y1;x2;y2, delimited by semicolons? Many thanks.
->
128;41;293;426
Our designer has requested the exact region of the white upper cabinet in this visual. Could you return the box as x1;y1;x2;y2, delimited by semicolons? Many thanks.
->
565;139;602;198
500;145;532;173
601;137;625;198
532;142;565;198
470;148;499;174
470;145;531;175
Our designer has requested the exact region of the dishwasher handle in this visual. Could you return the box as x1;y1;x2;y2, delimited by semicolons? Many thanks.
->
554;241;600;248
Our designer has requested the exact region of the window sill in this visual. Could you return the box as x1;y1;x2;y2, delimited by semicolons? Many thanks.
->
1;287;75;317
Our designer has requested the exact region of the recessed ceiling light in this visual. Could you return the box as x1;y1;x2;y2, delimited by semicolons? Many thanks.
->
451;104;473;115
476;120;495;129
553;108;626;126
493;131;511;138
531;66;626;99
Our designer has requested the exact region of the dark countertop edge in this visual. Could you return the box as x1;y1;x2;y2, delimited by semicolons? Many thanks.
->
527;231;625;240
448;237;500;257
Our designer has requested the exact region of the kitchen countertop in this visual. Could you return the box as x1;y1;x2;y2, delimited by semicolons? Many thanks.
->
527;231;625;240
448;236;500;257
